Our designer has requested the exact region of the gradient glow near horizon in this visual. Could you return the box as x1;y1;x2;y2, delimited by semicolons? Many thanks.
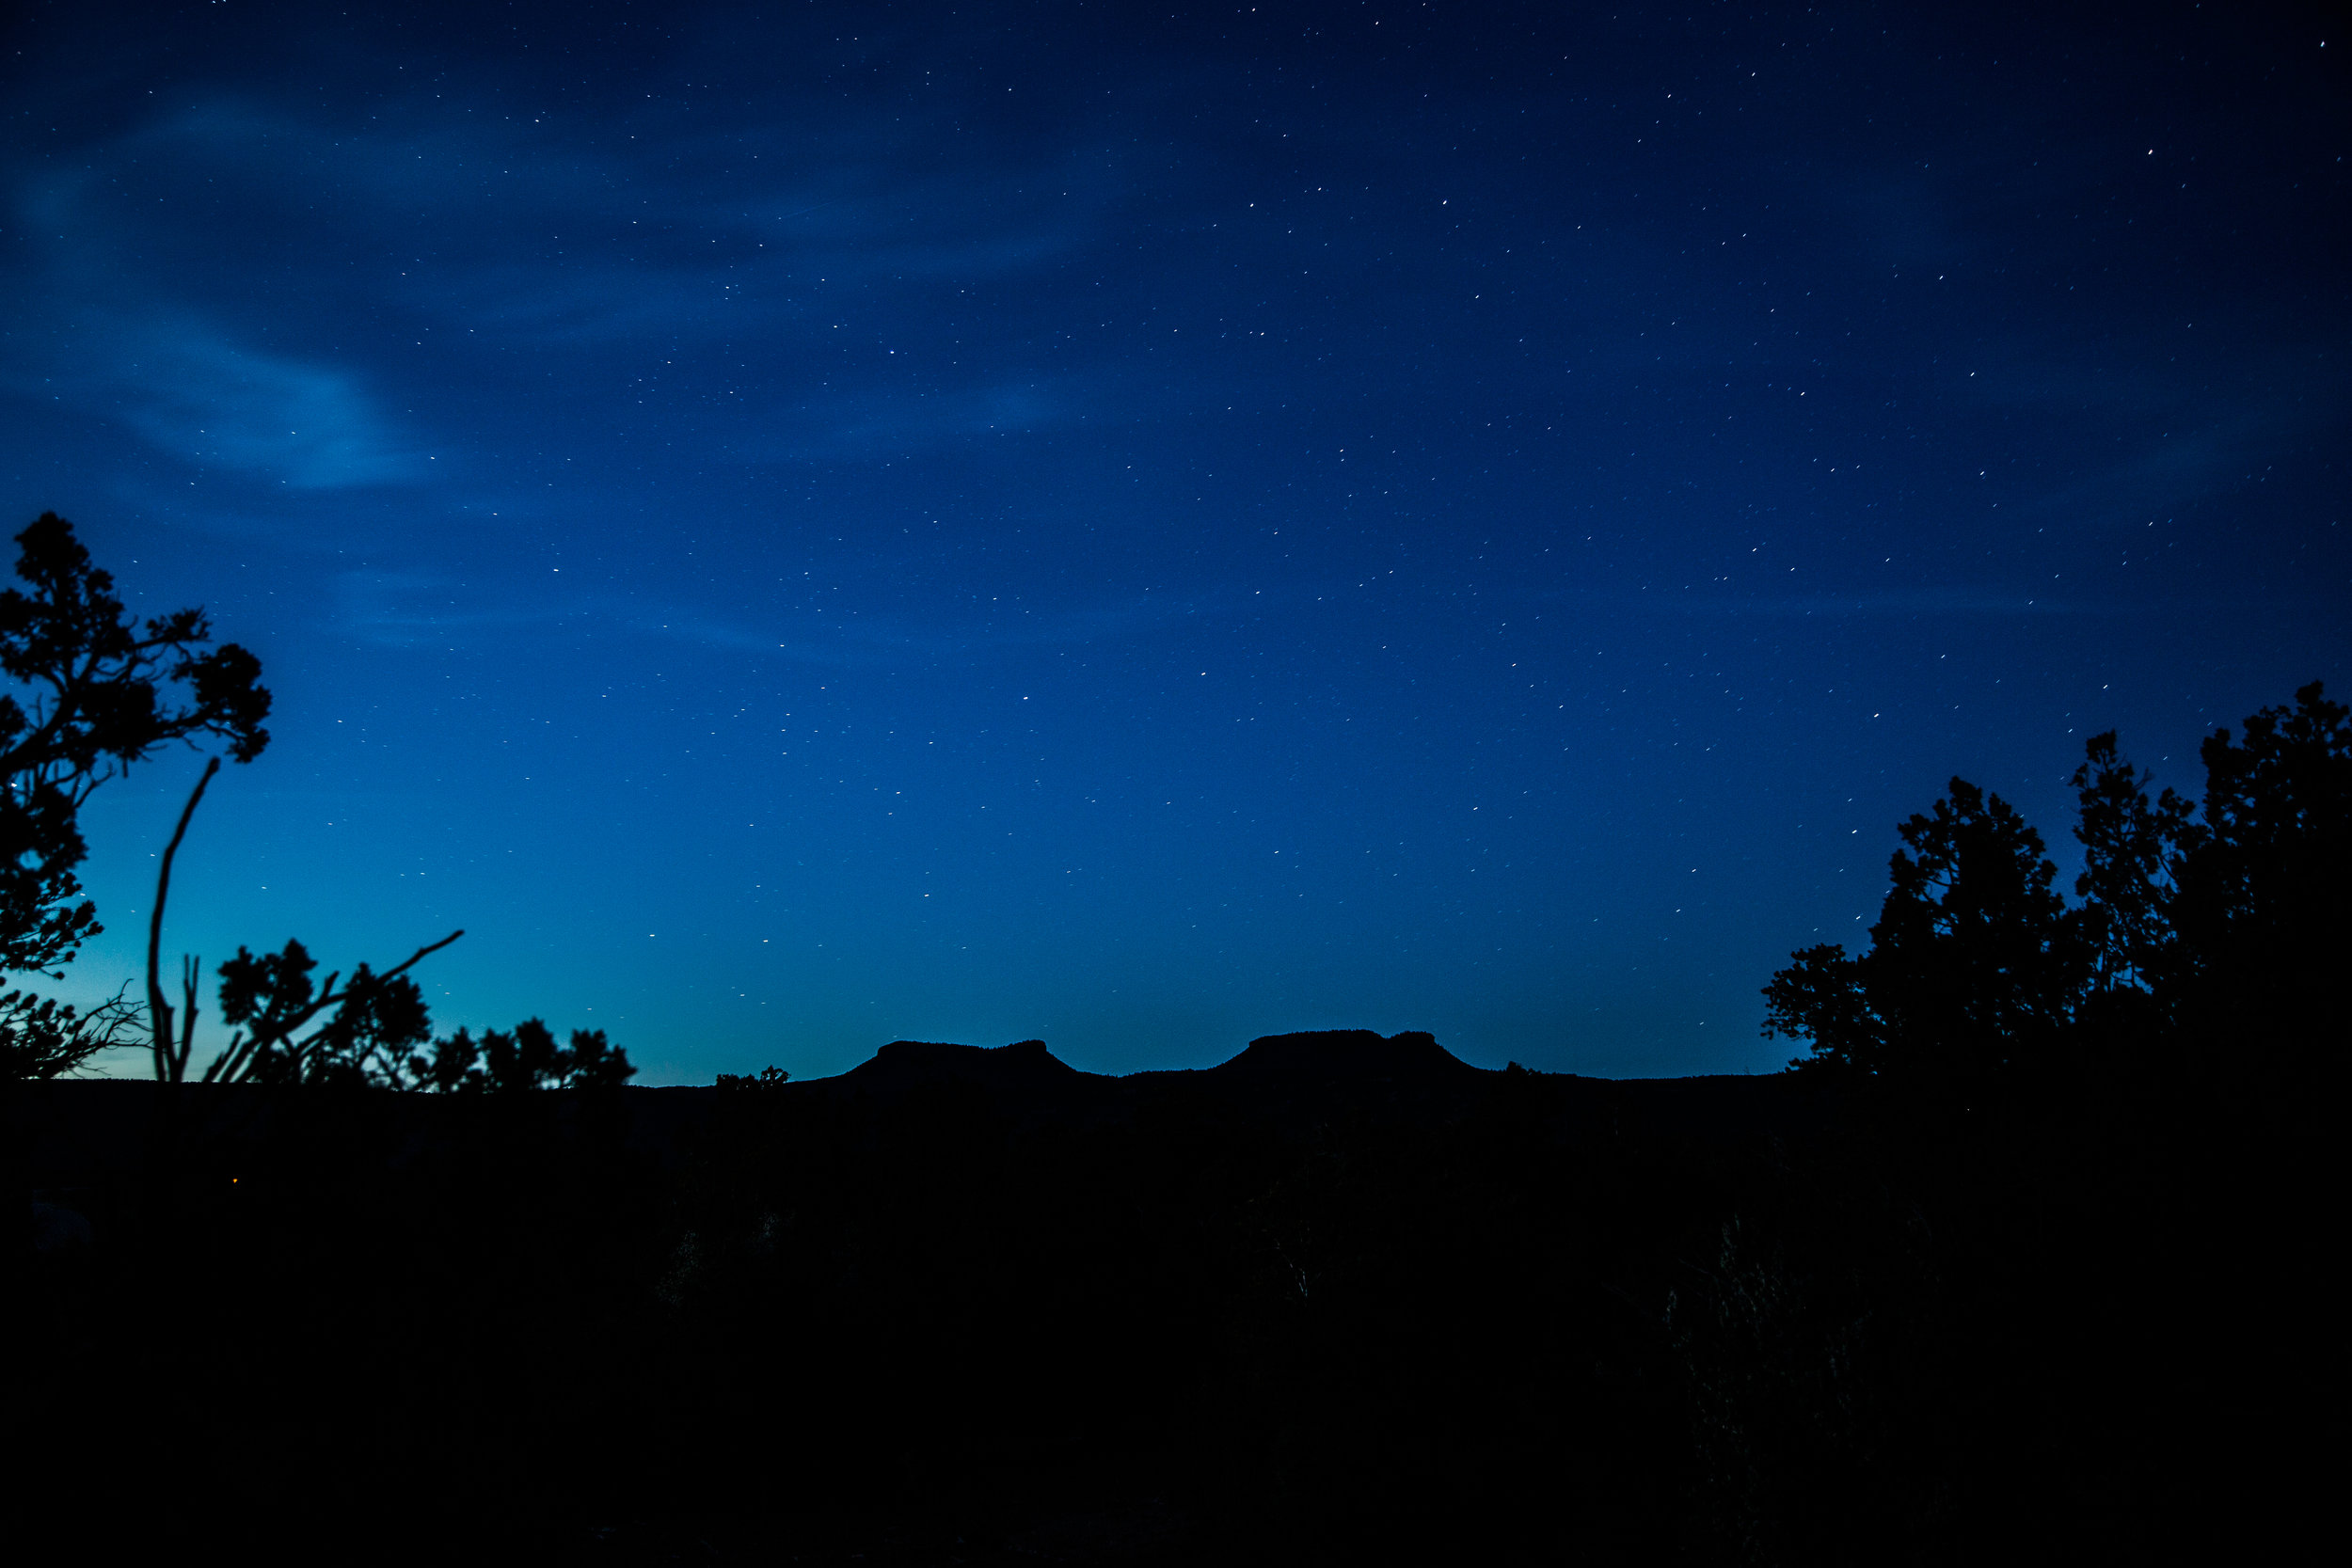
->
3;3;2344;1083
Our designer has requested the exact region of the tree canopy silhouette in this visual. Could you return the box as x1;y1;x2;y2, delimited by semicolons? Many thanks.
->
0;513;270;975
1765;780;2089;1085
2069;730;2194;999
0;513;271;1077
2171;683;2351;996
1767;681;2348;1086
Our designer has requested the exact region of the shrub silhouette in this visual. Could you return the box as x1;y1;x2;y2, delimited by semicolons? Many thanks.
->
408;1018;635;1091
714;1063;789;1091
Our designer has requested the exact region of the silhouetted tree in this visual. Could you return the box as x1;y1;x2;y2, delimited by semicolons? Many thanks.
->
0;983;142;1079
1758;942;1877;1073
2069;731;2195;998
1768;779;2090;1085
148;927;459;1087
1769;680;2346;1091
199;937;446;1086
1756;684;2347;1562
2168;681;2350;1000
0;512;270;1077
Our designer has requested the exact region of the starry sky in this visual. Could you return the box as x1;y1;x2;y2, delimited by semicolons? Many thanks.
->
5;2;2345;1083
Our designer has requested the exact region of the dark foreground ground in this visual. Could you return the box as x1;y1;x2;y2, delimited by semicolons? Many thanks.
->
8;1030;2324;1564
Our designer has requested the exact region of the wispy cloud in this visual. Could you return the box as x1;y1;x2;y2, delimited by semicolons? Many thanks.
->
334;569;1216;663
1;78;1129;494
1527;583;2096;618
1686;588;2094;617
2010;399;2334;531
85;317;415;488
97;92;1115;349
755;374;1106;464
0;308;419;489
2;151;421;488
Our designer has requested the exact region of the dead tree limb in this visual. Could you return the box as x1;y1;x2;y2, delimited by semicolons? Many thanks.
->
148;757;218;1083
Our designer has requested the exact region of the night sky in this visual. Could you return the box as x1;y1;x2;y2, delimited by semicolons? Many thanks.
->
5;2;2344;1083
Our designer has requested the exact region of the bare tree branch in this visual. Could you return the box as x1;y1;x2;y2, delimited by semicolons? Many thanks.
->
148;756;218;1083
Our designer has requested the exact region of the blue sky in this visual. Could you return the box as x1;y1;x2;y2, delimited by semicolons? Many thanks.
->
5;1;2344;1081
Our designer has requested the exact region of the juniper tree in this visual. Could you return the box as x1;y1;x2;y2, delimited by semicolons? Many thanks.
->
0;513;269;1077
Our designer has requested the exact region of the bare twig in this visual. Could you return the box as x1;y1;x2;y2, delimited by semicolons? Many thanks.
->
148;757;219;1083
179;953;199;1069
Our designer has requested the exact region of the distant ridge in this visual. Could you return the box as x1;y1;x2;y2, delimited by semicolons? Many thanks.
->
1209;1029;1477;1083
12;1043;1839;1188
838;1037;1082;1094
